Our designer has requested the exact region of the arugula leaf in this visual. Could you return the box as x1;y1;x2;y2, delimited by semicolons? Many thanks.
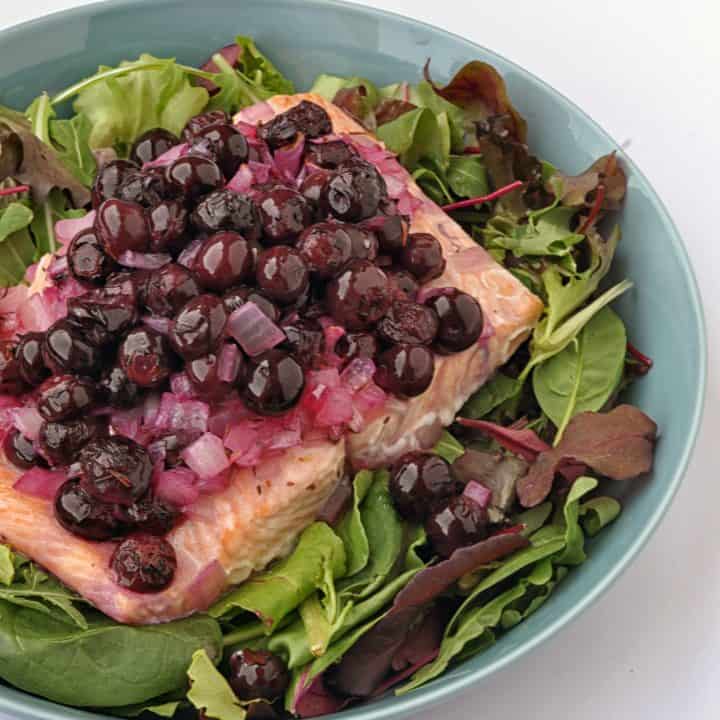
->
446;154;489;199
187;649;245;720
0;601;221;707
533;306;627;441
48;113;96;187
209;523;346;632
500;559;566;629
234;36;294;96
72;54;208;152
432;430;465;464
336;470;373;576
29;187;86;257
580;496;621;536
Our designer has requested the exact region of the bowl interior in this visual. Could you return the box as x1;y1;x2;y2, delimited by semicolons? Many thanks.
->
0;2;705;720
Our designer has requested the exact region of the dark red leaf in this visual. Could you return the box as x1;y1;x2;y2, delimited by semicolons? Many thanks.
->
294;671;351;718
456;417;550;462
375;99;416;126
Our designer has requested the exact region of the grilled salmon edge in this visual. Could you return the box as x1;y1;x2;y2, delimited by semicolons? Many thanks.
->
263;94;544;467
0;93;541;625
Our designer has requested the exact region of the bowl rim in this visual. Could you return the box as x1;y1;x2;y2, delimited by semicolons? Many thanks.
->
0;1;707;719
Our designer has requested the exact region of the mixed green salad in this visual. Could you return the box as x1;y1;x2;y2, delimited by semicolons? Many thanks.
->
0;35;657;719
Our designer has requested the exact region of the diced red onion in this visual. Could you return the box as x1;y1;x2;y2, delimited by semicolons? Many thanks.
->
55;211;95;248
153;466;200;508
177;235;205;269
195;468;232;494
227;302;285;357
152;393;209;435
274;133;306;181
143;142;189;169
463;480;492;509
316;386;354;427
225;421;261;454
143;393;161;426
234;101;275;125
13;467;67;501
208;398;249;438
249;160;272;185
308;134;343;144
12;407;43;441
109;406;144;440
117;250;172;270
181;432;230;479
142;315;172;335
170;372;197;400
17;293;55;332
384;173;405;197
0;285;29;313
340;358;376;392
217;343;242;383
233;121;258;140
227;164;253;194
352;381;387;416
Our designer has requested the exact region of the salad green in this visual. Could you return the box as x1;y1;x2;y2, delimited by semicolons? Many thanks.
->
0;32;656;720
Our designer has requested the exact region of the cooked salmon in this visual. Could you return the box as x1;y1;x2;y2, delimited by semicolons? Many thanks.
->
0;94;541;624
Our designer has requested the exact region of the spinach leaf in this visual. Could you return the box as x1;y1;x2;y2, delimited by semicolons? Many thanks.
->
461;372;522;420
533;306;627;441
0;201;35;286
336;470;373;576
446;155;489;199
337;471;403;601
0;602;221;707
187;649;245;720
71;54;209;151
412;161;454;205
48;113;96;187
500;560;567;629
555;476;598;565
580;496;621;536
513;502;553;536
432;430;465;464
209;523;346;632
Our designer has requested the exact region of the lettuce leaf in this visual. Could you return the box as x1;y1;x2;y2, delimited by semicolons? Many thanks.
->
335;470;373;576
187;649;245;720
48;113;96;187
0;200;35;286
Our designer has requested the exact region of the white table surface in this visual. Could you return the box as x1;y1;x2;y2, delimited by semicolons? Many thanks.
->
1;1;719;718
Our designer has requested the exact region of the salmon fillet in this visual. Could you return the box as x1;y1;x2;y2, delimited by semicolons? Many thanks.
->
0;94;540;625
264;95;543;467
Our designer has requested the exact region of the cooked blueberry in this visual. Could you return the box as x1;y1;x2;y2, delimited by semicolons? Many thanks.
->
259;101;331;148
325;260;391;331
257;187;312;245
67;229;115;284
300;169;330;206
144;264;200;317
228;649;290;702
148;200;188;252
166;155;224;200
14;333;49;387
255;247;309;305
55;479;121;541
42;319;102;375
67;290;138;336
38;417;107;467
95;198;151;260
320;160;387;222
306;140;356;168
374;343;434;397
37;375;96;422
296;223;352;278
193;231;255;291
183;110;230;141
369;215;408;256
0;341;23;395
335;332;378;363
424;289;484;353
110;533;176;592
242;349;304;416
118;167;177;207
121;497;179;535
377;301;439;345
129;128;180;165
401;233;446;283
280;316;324;368
92;159;139;208
190;123;249;178
3;429;44;469
425;495;489;558
169;294;227;359
119;327;174;387
344;224;379;262
386;269;419;300
187;352;240;400
191;189;261;240
79;436;152;505
98;365;141;409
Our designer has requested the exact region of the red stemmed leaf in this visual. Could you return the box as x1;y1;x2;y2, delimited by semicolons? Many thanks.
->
456;417;550;462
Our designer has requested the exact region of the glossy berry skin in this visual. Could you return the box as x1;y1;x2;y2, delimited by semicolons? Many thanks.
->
377;301;439;346
300;170;330;205
145;263;200;317
374;343;434;398
191;190;261;240
335;332;378;364
259;100;331;148
67;229;115;285
79;436;152;505
95;198;151;260
189;123;249;178
165;155;224;200
389;452;460;522
424;289;484;353
280;316;324;368
223;287;280;323
99;366;140;409
120;497;179;536
425;495;489;558
296;223;352;278
92;159;139;208
42;319;102;376
194;231;255;291
369;215;408;256
242;349;304;416
3;429;43;469
170;294;227;360
55;479;121;541
110;533;177;592
400;233;446;283
14;333;49;387
118;167;177;207
38;417;107;467
345;225;379;262
228;648;290;702
187;352;239;401
257;187;312;245
0;341;23;395
67;290;138;336
320;160;386;222
183;110;229;141
386;269;419;300
129;128;180;165
119;327;174;388
306;140;356;169
37;375;96;422
255;247;309;305
326;260;391;331
148;200;188;252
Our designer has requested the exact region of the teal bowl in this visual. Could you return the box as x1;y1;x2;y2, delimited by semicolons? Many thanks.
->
0;1;706;719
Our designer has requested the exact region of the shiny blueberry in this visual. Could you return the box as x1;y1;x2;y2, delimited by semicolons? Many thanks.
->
187;352;240;401
425;289;484;353
228;649;290;702
259;101;331;148
148;200;188;252
170;294;227;360
386;268;419;300
92;159;139;208
257;187;312;245
67;229;115;285
95;198;151;260
166;155;224;200
320;159;387;222
14;333;49;387
374;343;434;397
280;316;324;368
119;327;174;388
67;290;138;336
370;215;408;256
300;169;330;205
306;140;356;169
190;123;249;178
118;167;178;207
401;233;446;283
42;319;102;375
111;533;177;592
296;222;352;278
3;429;44;470
121;497;180;536
377;300;439;345
191;190;261;240
129;128;180;165
242;349;304;416
326;260;391;331
98;365;141;409
335;332;378;364
144;263;200;318
183;110;230;141
37;375;96;422
0;341;23;395
38;417;107;467
193;231;255;291
55;479;121;541
425;495;489;558
255;247;309;305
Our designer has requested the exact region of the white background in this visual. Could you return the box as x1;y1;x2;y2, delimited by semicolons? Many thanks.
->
2;1;719;718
